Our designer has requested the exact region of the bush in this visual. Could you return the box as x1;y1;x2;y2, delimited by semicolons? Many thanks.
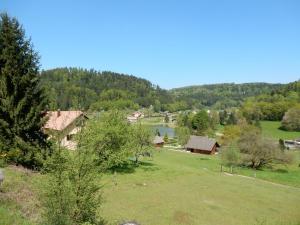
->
238;125;292;169
281;107;300;131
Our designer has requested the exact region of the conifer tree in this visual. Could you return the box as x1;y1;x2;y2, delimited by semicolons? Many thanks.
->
0;13;48;168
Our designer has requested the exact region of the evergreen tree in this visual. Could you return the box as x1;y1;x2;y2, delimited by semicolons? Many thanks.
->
0;13;48;168
163;133;169;143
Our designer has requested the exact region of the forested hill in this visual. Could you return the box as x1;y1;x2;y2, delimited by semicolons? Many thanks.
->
40;68;297;111
40;67;173;110
170;83;284;109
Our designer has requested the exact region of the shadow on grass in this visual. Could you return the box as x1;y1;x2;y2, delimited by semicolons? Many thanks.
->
274;168;289;173
199;157;210;161
107;160;158;174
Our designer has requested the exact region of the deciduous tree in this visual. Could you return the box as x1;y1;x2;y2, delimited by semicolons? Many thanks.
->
192;110;209;135
238;126;291;169
175;126;190;146
281;107;300;131
130;123;153;164
79;110;131;171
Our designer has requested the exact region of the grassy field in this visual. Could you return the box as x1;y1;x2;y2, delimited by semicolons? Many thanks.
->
3;149;300;225
0;166;44;225
140;116;165;125
260;121;300;140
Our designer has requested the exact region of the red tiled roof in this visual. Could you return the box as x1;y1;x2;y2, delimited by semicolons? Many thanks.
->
44;111;83;131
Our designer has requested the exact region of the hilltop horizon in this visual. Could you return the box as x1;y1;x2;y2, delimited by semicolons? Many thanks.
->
2;0;300;89
41;66;298;90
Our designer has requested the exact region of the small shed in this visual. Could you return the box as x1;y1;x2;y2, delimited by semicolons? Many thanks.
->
185;135;220;155
153;136;164;147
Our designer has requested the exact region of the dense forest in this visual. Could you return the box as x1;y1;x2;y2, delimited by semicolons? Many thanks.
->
40;68;173;111
240;80;300;124
40;68;299;114
170;83;284;109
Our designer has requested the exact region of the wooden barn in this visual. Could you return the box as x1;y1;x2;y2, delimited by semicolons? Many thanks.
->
153;136;165;147
185;135;220;155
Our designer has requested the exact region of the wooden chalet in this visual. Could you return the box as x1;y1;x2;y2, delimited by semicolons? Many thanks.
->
185;135;220;155
153;135;164;147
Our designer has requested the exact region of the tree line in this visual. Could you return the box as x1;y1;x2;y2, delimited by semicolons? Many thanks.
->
170;83;284;109
40;67;175;111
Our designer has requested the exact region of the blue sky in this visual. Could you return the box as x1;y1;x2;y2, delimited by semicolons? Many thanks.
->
1;0;300;89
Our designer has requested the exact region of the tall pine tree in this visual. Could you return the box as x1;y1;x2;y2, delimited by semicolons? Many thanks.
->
0;13;48;168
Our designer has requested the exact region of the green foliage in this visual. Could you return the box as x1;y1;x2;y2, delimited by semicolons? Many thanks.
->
281;107;300;131
79;111;131;171
192;110;210;135
40;68;174;111
209;110;220;129
175;126;190;146
219;110;226;125
164;114;169;123
43;143;102;225
170;83;283;109
238;125;292;169
0;13;49;168
43;147;73;225
241;84;300;122
155;128;161;137
70;137;102;224
130;123;153;164
162;101;189;112
176;112;193;128
221;145;240;173
221;125;242;145
163;133;169;143
153;99;161;112
90;89;139;111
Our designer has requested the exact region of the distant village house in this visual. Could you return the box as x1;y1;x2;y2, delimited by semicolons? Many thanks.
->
185;135;220;155
283;138;300;149
127;111;144;123
153;135;164;147
43;110;87;150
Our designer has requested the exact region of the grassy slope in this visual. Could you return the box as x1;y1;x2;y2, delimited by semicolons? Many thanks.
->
1;150;300;225
101;150;300;225
0;166;44;225
260;121;300;140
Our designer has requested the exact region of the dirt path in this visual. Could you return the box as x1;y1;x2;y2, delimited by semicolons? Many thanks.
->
223;172;300;190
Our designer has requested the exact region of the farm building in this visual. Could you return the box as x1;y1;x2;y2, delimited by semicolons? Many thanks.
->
185;135;220;155
43;110;87;150
284;139;300;149
127;111;144;123
153;136;164;147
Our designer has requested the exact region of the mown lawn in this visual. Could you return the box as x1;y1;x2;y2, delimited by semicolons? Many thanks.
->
260;121;300;140
1;150;300;225
101;150;300;225
140;116;165;125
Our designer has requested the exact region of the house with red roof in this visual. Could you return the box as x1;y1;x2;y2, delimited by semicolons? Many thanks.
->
43;110;87;150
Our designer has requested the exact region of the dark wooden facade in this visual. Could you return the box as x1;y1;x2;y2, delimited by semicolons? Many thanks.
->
154;142;164;148
187;143;218;155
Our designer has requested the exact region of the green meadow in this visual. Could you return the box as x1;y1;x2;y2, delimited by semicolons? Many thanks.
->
260;121;300;140
2;149;300;225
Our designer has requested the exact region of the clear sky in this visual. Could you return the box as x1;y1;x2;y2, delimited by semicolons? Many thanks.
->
1;0;300;89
